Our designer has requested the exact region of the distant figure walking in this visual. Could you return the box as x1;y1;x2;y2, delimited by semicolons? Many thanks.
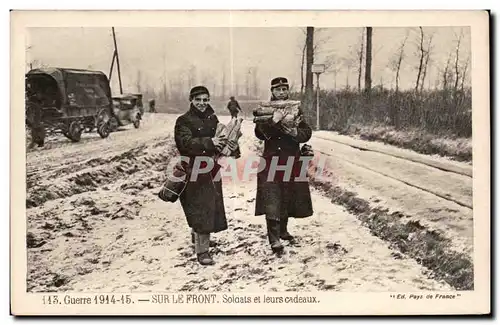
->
149;99;156;113
227;96;242;118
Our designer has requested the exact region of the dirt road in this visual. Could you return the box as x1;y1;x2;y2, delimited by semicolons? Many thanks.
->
26;113;472;292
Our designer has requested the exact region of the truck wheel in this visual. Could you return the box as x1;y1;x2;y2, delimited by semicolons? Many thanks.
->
133;119;140;129
68;121;83;142
108;116;119;132
98;123;110;138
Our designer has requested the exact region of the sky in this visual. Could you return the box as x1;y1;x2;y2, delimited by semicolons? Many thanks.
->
26;26;471;98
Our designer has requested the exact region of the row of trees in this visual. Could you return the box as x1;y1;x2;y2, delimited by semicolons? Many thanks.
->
144;62;264;104
298;27;470;98
295;26;471;136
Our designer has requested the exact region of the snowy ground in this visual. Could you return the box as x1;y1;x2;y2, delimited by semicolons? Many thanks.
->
26;113;473;292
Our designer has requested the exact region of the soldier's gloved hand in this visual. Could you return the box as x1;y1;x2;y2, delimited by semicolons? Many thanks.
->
227;140;238;151
212;137;221;149
293;114;303;127
280;125;298;137
272;108;288;124
212;137;225;151
213;135;228;151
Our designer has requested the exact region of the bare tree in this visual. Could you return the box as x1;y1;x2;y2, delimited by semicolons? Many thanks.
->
342;56;355;89
300;27;333;95
200;71;210;92
460;54;470;91
252;67;259;99
420;33;435;92
161;45;169;102
364;27;373;93
235;75;240;97
442;51;453;90
379;75;384;89
357;29;364;91
245;68;251;97
389;30;409;93
453;29;464;91
415;27;426;92
187;65;197;89
167;78;173;101
221;67;226;99
323;53;341;90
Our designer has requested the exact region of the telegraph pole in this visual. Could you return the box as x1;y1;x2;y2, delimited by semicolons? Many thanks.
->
111;27;123;94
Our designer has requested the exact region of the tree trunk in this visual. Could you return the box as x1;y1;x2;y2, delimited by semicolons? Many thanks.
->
357;30;364;91
245;69;250;97
443;52;452;90
305;27;314;113
300;42;306;95
454;33;462;91
420;53;430;92
346;66;350;88
253;67;258;99
164;81;169;102
394;33;408;93
420;34;434;92
364;27;372;94
461;55;470;91
395;62;401;93
415;27;425;92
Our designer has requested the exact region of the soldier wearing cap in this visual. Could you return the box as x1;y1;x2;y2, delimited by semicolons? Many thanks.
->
254;77;314;255
173;85;237;265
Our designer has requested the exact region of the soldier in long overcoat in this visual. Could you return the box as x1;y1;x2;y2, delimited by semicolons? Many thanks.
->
174;85;237;265
26;89;45;148
254;77;314;255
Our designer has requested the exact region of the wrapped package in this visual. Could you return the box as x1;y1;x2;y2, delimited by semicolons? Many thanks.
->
220;117;243;157
213;122;228;152
159;117;244;203
159;123;229;203
253;100;301;116
252;99;314;157
253;100;302;128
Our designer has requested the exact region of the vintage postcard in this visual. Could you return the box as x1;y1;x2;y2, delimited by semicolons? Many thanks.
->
10;10;490;316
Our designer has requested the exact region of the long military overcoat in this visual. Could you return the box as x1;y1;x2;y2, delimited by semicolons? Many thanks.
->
254;109;314;220
174;104;227;234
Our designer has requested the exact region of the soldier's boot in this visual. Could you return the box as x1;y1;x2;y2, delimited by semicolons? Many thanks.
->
194;232;215;266
280;217;295;242
266;219;284;256
197;252;214;266
191;230;217;247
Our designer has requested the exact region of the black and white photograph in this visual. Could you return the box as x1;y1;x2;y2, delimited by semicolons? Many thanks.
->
10;10;490;316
